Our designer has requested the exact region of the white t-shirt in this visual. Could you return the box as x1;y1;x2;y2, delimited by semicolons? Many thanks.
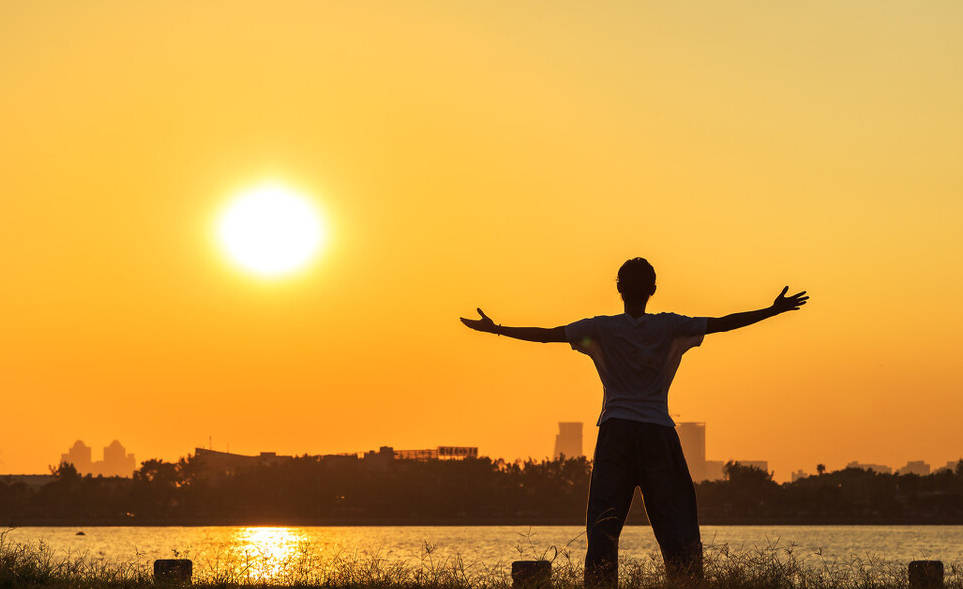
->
564;312;708;427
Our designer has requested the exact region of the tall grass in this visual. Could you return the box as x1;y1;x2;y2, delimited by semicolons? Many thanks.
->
1;528;961;588
0;529;149;587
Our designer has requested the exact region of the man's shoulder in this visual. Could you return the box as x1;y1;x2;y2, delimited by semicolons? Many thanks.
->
579;312;684;323
589;314;625;323
574;313;690;326
650;311;689;321
566;314;621;333
646;312;695;331
650;312;709;339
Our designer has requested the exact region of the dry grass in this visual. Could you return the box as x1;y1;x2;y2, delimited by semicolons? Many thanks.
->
2;529;961;588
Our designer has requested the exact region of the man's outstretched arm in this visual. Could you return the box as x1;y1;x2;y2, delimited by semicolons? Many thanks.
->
705;286;809;334
460;308;567;343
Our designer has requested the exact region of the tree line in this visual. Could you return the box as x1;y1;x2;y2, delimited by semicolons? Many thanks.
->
2;455;962;525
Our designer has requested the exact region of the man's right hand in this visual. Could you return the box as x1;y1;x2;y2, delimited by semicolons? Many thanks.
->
706;287;810;334
772;286;809;313
460;308;497;333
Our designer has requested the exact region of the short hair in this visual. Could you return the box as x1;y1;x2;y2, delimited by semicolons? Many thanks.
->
617;258;656;304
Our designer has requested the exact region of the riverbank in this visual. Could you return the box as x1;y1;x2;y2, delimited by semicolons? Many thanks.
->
2;529;960;589
7;515;963;526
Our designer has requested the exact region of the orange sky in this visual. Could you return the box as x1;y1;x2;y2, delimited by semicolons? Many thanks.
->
2;2;961;481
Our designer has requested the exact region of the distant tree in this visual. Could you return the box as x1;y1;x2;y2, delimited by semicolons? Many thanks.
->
135;459;179;485
816;463;826;476
724;461;774;483
51;462;81;482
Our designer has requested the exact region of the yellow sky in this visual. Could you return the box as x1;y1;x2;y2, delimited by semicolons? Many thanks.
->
1;1;961;480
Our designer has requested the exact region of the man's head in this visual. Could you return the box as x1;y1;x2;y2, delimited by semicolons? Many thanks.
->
617;258;656;305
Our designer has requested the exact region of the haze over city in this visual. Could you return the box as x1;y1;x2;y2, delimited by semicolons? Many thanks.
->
2;1;962;483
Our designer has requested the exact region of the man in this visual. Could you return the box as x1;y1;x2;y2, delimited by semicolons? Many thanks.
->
460;257;808;587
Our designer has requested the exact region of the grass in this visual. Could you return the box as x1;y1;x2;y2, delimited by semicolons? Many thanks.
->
2;529;961;589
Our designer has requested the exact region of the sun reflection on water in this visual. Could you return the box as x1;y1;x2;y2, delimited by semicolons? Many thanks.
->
231;527;307;582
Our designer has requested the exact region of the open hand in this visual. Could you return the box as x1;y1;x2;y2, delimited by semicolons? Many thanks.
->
460;308;497;333
772;286;809;313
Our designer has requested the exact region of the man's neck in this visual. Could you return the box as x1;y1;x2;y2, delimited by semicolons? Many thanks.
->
623;300;648;318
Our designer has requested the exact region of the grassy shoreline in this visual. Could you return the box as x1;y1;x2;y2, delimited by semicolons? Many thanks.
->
8;521;963;528
2;530;961;588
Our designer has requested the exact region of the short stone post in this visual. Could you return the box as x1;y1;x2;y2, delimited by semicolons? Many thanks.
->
512;560;551;589
909;560;943;589
154;559;192;585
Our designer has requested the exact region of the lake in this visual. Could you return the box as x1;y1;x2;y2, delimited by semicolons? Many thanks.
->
4;525;962;583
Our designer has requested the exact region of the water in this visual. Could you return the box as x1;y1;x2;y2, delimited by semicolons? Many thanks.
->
4;525;962;583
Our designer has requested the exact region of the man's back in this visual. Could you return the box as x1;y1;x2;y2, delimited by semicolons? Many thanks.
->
564;312;708;427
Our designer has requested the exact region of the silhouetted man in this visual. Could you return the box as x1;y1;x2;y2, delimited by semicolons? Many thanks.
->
461;257;808;588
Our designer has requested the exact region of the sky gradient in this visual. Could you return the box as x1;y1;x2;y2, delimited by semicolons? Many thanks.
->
2;1;961;480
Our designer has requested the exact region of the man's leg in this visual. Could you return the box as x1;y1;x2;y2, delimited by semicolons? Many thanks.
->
636;425;703;585
585;420;637;589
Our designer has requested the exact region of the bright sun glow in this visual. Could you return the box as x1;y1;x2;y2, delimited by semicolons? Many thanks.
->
217;184;325;277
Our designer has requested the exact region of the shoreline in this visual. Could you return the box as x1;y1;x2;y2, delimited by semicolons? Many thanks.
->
6;521;963;527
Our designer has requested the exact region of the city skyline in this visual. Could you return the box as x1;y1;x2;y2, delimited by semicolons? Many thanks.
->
11;429;955;484
58;439;136;478
9;412;958;483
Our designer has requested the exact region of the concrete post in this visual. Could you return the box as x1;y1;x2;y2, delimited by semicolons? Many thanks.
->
512;560;551;589
909;560;943;589
154;559;192;585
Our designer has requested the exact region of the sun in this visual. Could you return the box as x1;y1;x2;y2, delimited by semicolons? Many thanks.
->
217;183;326;277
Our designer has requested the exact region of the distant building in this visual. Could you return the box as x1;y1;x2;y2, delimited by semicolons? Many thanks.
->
437;446;478;460
394;448;434;461
100;440;136;477
554;422;583;459
676;422;706;481
704;460;725;481
192;445;478;478
61;440;93;473
791;469;809;482
935;460;963;473
361;446;396;469
898;460;931;476
672;421;766;482
846;461;892;475
387;446;479;461
60;440;135;477
320;452;362;465
193;447;295;478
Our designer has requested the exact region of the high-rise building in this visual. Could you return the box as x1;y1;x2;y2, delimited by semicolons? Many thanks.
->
554;422;583;459
59;440;136;477
60;440;93;473
673;421;773;481
101;440;136;477
676;422;706;481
